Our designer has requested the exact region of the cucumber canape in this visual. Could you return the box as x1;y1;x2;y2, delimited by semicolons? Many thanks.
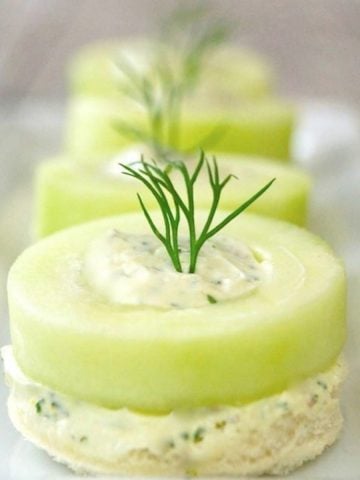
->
3;155;346;476
69;40;273;101
34;149;311;238
66;8;294;163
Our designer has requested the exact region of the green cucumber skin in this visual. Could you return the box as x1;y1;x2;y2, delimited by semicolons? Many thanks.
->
65;98;295;164
9;213;346;413
34;157;310;238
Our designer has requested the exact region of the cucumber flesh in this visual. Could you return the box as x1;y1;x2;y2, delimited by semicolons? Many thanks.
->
66;97;294;164
9;212;346;413
34;153;311;238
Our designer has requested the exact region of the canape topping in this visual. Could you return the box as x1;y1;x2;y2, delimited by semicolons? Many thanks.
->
101;145;152;179
121;152;275;274
84;230;269;309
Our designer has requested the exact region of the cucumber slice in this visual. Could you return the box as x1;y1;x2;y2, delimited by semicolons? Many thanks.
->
9;212;346;413
69;40;273;101
66;39;293;163
66;97;294;164
34;154;311;237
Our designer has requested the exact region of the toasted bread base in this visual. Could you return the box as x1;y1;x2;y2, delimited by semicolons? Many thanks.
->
4;349;345;476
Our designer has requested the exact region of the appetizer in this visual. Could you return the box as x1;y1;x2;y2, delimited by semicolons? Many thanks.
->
66;6;294;162
34;148;311;237
3;154;346;475
69;41;273;102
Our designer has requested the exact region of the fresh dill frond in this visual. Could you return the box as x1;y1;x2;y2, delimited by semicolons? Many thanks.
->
115;6;269;274
113;3;232;158
158;3;233;91
121;151;275;273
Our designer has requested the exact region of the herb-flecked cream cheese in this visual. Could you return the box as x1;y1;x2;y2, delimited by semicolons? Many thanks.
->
2;346;345;473
84;230;269;308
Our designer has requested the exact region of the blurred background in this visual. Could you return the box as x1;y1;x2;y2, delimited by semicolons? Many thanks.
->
1;0;360;103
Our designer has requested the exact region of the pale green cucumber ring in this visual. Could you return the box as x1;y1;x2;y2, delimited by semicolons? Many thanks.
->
8;212;346;413
34;154;311;238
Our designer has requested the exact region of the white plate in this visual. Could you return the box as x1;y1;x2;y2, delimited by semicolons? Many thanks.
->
1;100;360;479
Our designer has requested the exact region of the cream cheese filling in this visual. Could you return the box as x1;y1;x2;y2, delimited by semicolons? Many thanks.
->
101;144;152;179
2;345;345;464
84;230;269;308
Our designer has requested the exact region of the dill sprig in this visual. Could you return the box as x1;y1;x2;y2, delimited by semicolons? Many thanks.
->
113;3;232;158
121;152;275;273
113;56;182;163
158;3;233;91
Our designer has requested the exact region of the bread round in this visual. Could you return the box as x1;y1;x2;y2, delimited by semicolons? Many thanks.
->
3;346;345;476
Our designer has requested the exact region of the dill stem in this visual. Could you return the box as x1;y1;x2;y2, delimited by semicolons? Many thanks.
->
168;87;183;151
169;205;182;272
122;156;275;274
